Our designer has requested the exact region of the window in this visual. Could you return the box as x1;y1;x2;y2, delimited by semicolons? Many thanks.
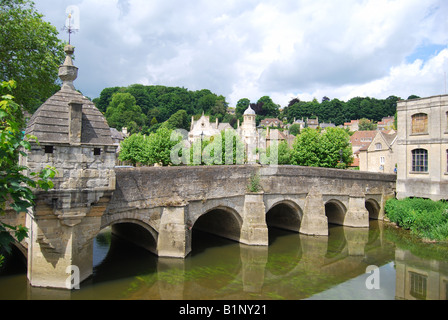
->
446;150;448;172
410;272;427;300
44;146;54;154
411;113;428;134
375;143;383;150
412;149;428;172
94;148;101;156
380;156;385;165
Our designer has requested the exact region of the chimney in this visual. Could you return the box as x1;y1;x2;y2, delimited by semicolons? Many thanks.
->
69;100;83;145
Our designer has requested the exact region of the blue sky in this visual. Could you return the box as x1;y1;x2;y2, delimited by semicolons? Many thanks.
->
34;0;448;107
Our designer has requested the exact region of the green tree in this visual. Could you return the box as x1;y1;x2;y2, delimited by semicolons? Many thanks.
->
257;96;280;118
94;86;120;113
105;92;146;134
0;81;56;265
358;118;376;131
202;130;245;165
289;124;301;136
319;127;353;168
261;140;291;165
290;127;352;168
118;133;148;166
146;127;181;166
235;98;250;116
163;109;190;131
290;128;322;167
0;0;65;111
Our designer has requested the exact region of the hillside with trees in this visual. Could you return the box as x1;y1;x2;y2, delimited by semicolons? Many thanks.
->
280;95;401;126
95;83;405;135
93;84;233;135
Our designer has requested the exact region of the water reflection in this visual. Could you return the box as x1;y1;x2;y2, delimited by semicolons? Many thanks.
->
1;220;447;300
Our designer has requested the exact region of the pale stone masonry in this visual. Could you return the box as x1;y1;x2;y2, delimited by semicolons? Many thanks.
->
21;45;117;288
396;94;448;200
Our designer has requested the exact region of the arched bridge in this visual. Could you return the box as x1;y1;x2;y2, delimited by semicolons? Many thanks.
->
4;164;396;289
103;165;396;258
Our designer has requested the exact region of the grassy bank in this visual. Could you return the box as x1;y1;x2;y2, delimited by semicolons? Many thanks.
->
385;198;448;242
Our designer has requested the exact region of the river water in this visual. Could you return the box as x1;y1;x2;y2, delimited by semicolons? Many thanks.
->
1;220;447;300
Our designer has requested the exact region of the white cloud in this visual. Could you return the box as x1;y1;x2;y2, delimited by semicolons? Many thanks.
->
34;0;448;107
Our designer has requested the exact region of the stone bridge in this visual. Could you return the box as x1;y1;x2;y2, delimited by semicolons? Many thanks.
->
104;165;395;261
3;164;396;289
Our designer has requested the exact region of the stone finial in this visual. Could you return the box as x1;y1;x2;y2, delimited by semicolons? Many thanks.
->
58;44;78;91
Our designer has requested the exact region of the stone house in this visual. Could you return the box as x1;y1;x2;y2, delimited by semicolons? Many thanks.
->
377;116;395;131
188;113;232;143
396;94;448;200
306;117;319;129
350;130;377;154
344;120;360;132
260;118;283;128
359;131;397;173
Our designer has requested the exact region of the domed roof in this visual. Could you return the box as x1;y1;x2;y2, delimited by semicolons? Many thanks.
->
26;89;114;145
244;106;256;115
25;45;114;146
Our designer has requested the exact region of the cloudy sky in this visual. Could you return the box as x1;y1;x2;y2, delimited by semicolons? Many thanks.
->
34;0;448;108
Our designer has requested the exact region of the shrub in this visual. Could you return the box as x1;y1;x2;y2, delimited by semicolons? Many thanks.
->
385;198;448;241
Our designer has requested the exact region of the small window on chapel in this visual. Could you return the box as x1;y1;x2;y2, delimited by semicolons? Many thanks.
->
44;146;54;154
411;113;428;134
94;148;101;156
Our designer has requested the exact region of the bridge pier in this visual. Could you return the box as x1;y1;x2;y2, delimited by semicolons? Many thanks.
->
157;206;191;258
344;184;369;228
240;193;269;246
26;194;105;289
300;187;329;236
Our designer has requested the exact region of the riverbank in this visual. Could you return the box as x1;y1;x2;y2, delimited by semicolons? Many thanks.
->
385;198;448;242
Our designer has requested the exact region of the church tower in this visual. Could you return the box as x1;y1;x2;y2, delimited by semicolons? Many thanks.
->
239;106;258;163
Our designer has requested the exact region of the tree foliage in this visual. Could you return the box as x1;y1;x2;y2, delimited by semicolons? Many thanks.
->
281;95;400;126
105;92;146;134
0;81;56;263
119;127;181;166
290;127;352;168
0;0;65;111
97;85;234;135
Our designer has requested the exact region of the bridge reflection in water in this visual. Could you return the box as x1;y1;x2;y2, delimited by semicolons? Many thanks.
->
2;220;447;300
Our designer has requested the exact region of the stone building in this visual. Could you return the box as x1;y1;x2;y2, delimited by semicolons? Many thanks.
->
359;131;397;174
20;45;118;288
260;118;283;128
188;113;232;143
396;94;448;200
237;106;258;163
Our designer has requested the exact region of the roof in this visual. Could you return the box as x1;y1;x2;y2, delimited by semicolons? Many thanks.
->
350;130;377;147
244;106;256;115
25;45;114;146
26;89;114;145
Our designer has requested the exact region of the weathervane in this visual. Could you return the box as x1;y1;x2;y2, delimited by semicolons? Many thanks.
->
62;12;79;44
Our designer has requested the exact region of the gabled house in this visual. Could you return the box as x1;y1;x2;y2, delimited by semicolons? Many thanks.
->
359;131;397;173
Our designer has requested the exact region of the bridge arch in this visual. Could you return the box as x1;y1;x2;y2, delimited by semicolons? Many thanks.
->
325;200;347;226
191;206;243;244
100;219;158;255
265;200;303;233
365;199;381;220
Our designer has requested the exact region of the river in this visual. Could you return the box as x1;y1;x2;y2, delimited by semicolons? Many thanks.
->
0;220;447;300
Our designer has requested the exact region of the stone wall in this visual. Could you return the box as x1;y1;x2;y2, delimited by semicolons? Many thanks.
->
396;95;448;200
